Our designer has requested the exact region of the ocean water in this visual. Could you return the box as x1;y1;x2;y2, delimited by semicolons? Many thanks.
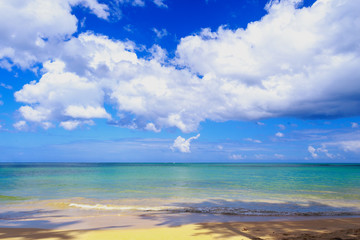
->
1;163;360;216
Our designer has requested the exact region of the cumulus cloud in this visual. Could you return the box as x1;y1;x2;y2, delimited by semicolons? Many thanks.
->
13;121;28;131
0;0;109;69
145;122;161;132
15;59;109;126
171;133;200;153
275;132;284;137
308;145;334;158
351;122;359;128
308;145;318;158
15;33;205;131
176;0;360;120
10;0;360;133
59;120;94;130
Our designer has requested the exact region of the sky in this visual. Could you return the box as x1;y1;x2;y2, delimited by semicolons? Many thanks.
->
0;0;360;162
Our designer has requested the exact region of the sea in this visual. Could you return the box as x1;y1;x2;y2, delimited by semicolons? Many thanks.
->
1;163;360;217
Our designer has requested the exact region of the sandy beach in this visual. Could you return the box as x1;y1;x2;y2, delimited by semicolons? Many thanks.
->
0;217;359;240
1;163;360;239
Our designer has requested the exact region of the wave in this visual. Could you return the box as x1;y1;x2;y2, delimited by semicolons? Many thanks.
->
68;203;360;216
69;203;182;211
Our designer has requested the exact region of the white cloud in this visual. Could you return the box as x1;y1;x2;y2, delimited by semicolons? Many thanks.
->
60;120;81;130
13;121;28;131
10;0;360;133
308;145;318;158
15;33;205;132
176;0;360;120
256;122;265;126
317;146;334;158
275;132;284;137
278;124;286;130
329;140;360;153
171;133;200;153
0;83;12;90
0;0;109;69
351;122;359;128
153;0;167;8
145;122;161;132
244;138;262;143
59;120;94;130
308;145;334;158
41;121;54;130
116;0;145;7
64;105;110;119
15;59;109;126
152;28;168;39
229;154;246;160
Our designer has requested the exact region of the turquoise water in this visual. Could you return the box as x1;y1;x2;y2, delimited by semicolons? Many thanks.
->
1;163;360;215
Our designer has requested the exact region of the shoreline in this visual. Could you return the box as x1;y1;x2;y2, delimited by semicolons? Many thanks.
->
0;217;359;239
1;199;360;239
1;198;360;231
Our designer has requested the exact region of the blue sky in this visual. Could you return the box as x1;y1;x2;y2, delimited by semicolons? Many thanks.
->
0;0;360;162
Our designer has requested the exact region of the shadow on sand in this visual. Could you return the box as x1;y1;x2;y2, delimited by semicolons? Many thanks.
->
138;199;360;239
0;209;80;240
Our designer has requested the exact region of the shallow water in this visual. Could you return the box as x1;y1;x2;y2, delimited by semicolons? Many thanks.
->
1;163;360;216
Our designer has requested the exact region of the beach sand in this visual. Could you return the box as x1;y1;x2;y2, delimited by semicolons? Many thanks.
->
0;218;359;240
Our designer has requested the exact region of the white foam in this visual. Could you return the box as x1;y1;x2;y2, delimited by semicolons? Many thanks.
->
68;203;180;211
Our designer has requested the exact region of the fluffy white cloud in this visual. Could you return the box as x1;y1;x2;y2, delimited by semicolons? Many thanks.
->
12;0;360;133
15;33;207;131
351;122;359;128
308;145;334;158
60;120;94;130
171;134;200;153
275;132;284;137
13;121;28;131
308;145;318;158
145;123;161;132
0;0;109;69
176;0;360;120
15;59;109;126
